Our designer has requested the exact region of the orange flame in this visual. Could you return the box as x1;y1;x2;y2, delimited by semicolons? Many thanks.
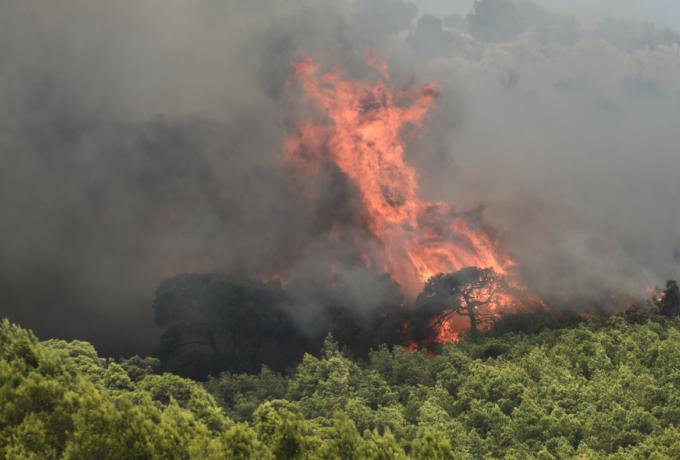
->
285;56;518;342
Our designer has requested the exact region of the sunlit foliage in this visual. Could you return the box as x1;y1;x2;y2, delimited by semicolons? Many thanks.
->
2;313;680;458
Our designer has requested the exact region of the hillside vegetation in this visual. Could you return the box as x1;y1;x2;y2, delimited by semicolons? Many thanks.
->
1;315;680;459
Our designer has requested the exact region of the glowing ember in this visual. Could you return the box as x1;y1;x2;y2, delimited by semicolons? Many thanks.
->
285;56;518;342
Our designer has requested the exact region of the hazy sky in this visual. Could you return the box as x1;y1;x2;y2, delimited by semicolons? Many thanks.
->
415;0;680;29
541;0;680;28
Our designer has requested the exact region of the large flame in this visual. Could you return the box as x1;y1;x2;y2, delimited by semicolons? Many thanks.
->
285;56;518;342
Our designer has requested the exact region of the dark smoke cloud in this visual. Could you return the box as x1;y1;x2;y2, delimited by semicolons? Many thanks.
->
0;0;414;354
1;0;679;354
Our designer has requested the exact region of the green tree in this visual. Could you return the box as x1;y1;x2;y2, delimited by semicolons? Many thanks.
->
411;427;456;460
253;400;309;460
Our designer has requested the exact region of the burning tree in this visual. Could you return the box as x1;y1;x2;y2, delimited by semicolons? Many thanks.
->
412;267;509;342
285;57;514;300
282;56;523;344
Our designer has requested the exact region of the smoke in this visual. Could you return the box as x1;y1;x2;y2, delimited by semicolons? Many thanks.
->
1;0;679;354
405;2;680;308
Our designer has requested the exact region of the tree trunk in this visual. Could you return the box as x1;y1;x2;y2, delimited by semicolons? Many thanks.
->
468;309;479;340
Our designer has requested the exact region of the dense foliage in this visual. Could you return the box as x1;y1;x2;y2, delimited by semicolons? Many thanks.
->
0;319;271;459
2;314;680;458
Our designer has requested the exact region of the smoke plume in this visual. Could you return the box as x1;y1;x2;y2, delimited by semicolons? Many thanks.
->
1;0;679;355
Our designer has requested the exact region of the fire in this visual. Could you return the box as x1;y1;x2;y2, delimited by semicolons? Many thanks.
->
285;56;518;342
430;312;462;344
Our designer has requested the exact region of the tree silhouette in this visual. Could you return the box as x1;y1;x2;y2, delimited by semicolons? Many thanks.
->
658;280;680;318
414;267;507;341
152;272;408;379
152;274;305;379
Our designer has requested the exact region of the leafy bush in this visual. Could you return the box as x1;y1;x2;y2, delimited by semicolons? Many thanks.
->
2;315;680;458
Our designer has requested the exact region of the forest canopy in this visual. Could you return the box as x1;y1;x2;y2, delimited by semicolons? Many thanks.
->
2;310;680;458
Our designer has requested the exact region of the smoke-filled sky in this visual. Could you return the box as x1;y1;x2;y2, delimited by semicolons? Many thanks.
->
1;0;679;355
416;0;680;29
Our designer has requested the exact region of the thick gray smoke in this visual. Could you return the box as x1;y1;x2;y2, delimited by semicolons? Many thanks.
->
1;0;679;354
